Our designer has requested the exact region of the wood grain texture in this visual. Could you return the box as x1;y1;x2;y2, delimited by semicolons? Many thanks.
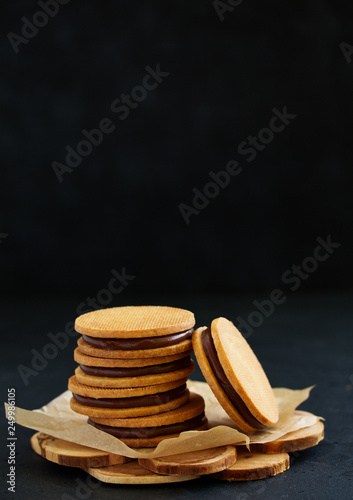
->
211;451;289;481
138;445;237;475
86;461;199;484
247;421;324;454
30;432;132;468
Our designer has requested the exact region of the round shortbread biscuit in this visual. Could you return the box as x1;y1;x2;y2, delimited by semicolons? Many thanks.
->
117;421;208;448
77;336;193;359
74;361;194;388
74;347;192;367
89;392;205;427
75;305;195;338
69;390;190;418
211;317;278;427
68;375;188;398
193;327;255;433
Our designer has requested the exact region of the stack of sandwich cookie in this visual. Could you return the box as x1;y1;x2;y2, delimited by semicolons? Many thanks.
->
68;306;207;447
88;393;207;448
31;310;325;483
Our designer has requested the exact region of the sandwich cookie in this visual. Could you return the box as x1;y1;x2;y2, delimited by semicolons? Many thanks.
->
88;392;208;448
73;359;194;388
77;335;193;359
69;376;190;418
75;306;195;359
75;305;195;337
193;317;278;433
74;347;192;367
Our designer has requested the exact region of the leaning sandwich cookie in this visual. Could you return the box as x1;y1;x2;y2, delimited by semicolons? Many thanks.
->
193;317;278;433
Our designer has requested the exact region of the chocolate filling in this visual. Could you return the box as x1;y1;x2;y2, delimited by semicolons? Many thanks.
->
201;328;265;430
72;384;188;408
87;412;207;438
81;328;194;351
79;356;191;378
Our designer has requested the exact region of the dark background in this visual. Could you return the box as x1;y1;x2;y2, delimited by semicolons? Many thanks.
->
1;0;353;298
1;2;353;499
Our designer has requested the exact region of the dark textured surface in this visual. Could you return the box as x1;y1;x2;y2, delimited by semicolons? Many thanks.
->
1;293;352;499
1;1;353;296
1;3;353;497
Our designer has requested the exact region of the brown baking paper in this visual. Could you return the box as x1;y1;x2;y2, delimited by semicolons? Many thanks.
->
189;381;321;444
4;380;321;458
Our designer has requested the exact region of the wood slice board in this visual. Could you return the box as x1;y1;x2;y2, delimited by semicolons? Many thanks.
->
31;432;133;468
138;445;237;476
211;451;290;481
86;461;200;484
30;433;294;484
247;421;325;454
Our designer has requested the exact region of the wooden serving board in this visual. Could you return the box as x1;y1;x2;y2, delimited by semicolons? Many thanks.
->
31;428;325;484
211;451;290;481
31;432;199;483
31;432;133;468
86;461;200;484
247;421;324;454
138;445;237;476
